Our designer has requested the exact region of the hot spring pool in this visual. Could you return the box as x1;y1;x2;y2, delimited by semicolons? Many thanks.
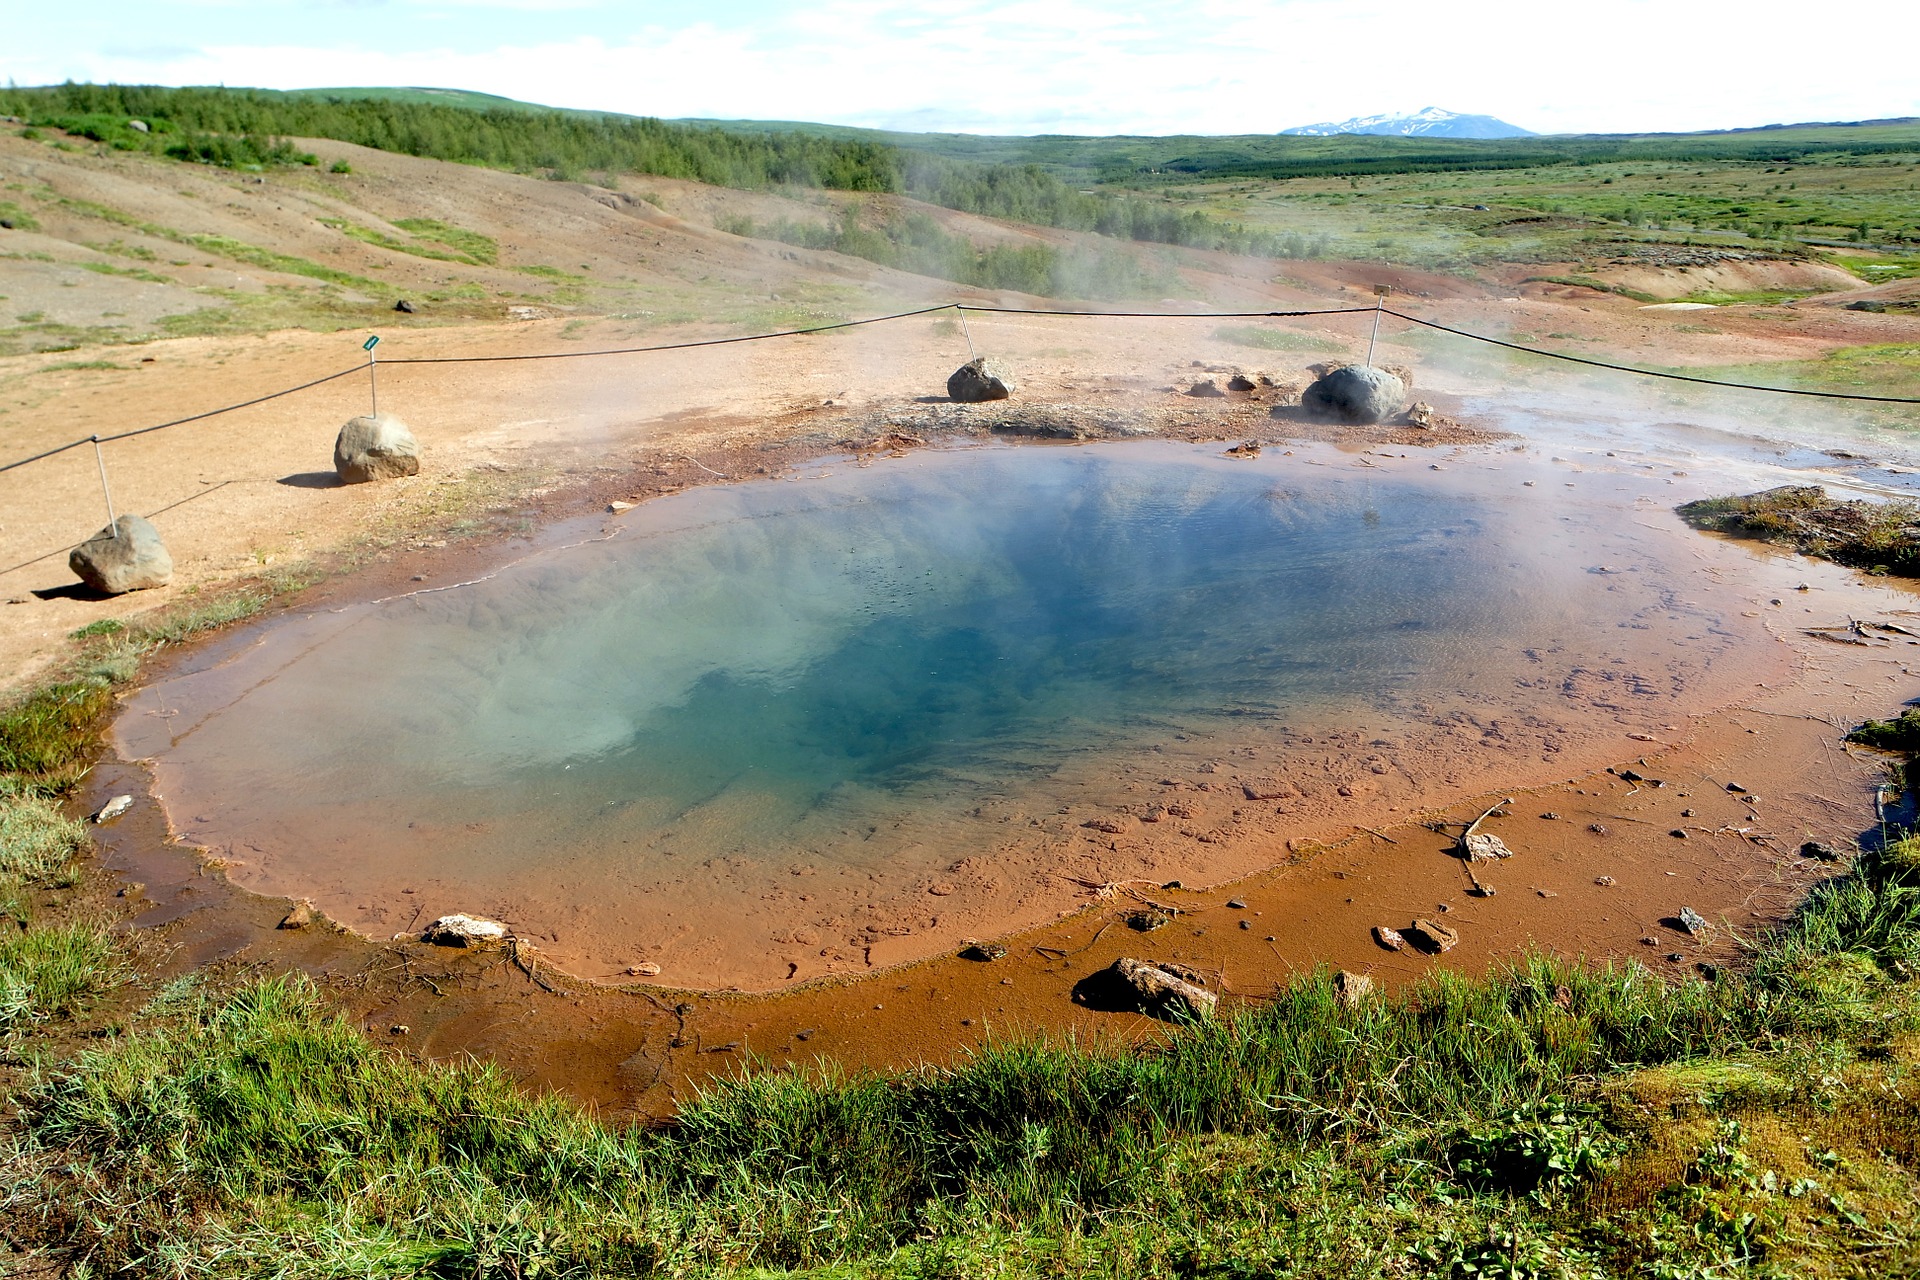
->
120;441;1780;987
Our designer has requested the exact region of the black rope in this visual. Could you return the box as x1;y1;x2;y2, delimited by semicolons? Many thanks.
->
0;437;92;476
382;303;965;364
4;299;1915;479
1384;308;1920;405
956;305;1379;320
92;365;368;445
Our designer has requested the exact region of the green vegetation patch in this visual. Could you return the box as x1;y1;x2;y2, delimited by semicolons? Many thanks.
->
316;216;497;268
1676;288;1820;306
1522;273;1661;303
10;826;1920;1276
723;207;1170;298
181;234;384;292
1679;484;1920;575
0;794;88;885
0;200;42;232
75;259;171;284
0;680;115;776
390;217;498;265
1213;323;1344;353
1848;707;1920;752
0;920;123;1030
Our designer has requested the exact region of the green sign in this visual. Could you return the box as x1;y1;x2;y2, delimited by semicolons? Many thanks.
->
363;335;381;351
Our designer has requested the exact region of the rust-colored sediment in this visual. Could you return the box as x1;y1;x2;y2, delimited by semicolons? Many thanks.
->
89;501;1920;1118
119;438;1800;990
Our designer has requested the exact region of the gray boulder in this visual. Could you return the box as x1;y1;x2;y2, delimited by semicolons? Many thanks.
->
947;357;1015;403
1300;365;1406;424
69;515;172;594
334;413;421;483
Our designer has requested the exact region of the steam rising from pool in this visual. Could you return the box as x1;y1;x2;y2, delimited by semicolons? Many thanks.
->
122;442;1775;987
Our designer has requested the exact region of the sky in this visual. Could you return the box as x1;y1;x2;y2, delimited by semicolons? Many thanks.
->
8;0;1919;138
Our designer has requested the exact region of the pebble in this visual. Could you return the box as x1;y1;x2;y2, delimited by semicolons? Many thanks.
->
1540;812;1561;820
1670;829;1688;839
1239;919;1251;930
1588;823;1610;835
1595;876;1615;886
1226;898;1247;909
92;794;134;824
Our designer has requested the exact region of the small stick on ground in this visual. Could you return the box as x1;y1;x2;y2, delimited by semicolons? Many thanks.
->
1356;824;1399;845
1461;798;1514;842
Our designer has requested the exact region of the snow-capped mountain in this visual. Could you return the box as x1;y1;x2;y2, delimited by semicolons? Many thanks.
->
1280;107;1535;139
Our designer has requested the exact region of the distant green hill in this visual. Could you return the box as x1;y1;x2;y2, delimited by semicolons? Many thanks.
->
684;117;1920;184
199;88;1920;184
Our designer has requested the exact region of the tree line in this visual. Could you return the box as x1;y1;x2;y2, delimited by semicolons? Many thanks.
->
0;83;1315;259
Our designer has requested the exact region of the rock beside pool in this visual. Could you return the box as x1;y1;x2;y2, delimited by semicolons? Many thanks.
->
92;794;134;824
279;899;319;930
1300;365;1406;425
422;913;508;948
1333;970;1374;1008
947;357;1015;403
1108;957;1217;1021
1406;917;1460;953
70;515;172;595
334;413;421;483
1462;832;1514;862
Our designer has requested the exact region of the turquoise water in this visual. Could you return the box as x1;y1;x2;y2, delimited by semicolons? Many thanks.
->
123;441;1759;985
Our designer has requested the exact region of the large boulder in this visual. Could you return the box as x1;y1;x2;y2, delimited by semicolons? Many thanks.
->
1300;365;1406;425
69;515;172;594
947;357;1015;403
334;413;421;483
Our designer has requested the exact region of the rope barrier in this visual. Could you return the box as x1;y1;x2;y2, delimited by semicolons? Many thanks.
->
0;364;365;475
1382;309;1920;405
2;300;1915;480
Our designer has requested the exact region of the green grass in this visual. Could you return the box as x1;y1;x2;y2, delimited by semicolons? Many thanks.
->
1676;288;1820;306
180;234;385;293
0;920;123;1030
53;196;389;295
0;680;115;776
0;200;42;232
1523;273;1662;303
389;218;498;265
75;259;172;284
8;812;1920;1276
1695;343;1920;401
1678;485;1920;576
315;216;491;268
0;793;88;885
1213;323;1345;353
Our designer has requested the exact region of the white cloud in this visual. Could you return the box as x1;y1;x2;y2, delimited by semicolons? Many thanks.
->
12;0;1919;135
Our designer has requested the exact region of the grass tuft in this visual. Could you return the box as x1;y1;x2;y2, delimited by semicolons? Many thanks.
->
0;794;89;886
0;920;123;1030
0;680;115;776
